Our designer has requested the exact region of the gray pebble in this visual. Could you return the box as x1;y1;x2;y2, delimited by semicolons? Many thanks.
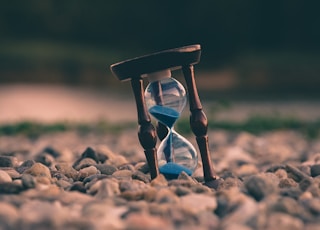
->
34;153;55;167
15;160;35;174
118;163;135;171
310;164;320;177
21;174;36;189
74;157;97;170
0;156;14;167
132;170;150;183
174;185;192;196
0;182;24;194
244;173;278;201
286;164;311;182
69;181;86;193
95;164;117;175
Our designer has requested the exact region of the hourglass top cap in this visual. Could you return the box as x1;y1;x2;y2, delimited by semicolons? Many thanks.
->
110;44;201;81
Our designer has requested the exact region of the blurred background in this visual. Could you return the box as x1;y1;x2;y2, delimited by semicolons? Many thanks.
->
1;0;320;124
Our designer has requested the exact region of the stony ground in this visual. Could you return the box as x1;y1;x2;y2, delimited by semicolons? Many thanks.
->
1;129;320;230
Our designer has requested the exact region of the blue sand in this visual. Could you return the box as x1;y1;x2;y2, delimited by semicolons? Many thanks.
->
159;162;192;180
149;105;179;128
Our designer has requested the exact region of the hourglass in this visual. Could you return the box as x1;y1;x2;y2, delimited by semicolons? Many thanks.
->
144;69;198;179
110;44;219;188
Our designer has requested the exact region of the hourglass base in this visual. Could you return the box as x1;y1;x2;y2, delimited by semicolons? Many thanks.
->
159;162;192;179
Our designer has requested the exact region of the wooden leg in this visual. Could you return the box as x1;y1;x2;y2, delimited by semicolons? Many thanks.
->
182;65;219;187
131;78;159;179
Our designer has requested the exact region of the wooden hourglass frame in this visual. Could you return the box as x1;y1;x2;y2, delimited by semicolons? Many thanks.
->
110;44;219;188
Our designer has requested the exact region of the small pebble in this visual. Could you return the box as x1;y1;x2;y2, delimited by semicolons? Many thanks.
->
95;164;117;175
310;164;320;177
0;169;12;183
78;166;100;181
112;169;133;180
21;174;36;189
55;163;79;181
132;170;150;183
244;173;278;201
23;162;51;179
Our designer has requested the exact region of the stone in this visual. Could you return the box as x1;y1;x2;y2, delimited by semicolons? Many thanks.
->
112;169;132;180
274;169;288;179
82;201;126;229
78;166;100;181
55;163;79;181
286;164;311;182
180;193;217;214
34;153;55;167
136;162;149;174
125;212;173;230
58;190;93;205
279;178;298;188
132;170;150;183
302;198;320;215
95;145;116;161
118;163;135;171
120;179;150;200
0;202;19;229
174;186;192;196
0;169;12;183
150;174;168;187
80;147;99;162
107;155;128;167
95;178;121;199
265;212;303;230
244;173;278;201
0;156;14;167
74;157;97;170
235;164;259;178
0;167;21;179
69;181;86;193
0;182;24;194
155;188;179;204
23;162;51;179
15;160;35;174
73;147;99;169
95;164;117;175
55;179;71;189
299;178;313;191
41;146;61;158
270;196;311;221
217;177;242;190
18;200;69;229
310;164;320;177
21;174;36;189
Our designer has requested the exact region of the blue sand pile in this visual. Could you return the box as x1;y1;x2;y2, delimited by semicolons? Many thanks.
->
159;162;192;179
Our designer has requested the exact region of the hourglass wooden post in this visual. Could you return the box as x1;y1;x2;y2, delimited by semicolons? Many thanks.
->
131;77;159;179
110;44;219;187
182;65;219;187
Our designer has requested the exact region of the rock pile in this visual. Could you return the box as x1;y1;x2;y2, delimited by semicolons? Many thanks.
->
1;130;320;229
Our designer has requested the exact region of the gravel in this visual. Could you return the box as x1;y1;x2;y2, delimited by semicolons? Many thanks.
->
1;129;320;229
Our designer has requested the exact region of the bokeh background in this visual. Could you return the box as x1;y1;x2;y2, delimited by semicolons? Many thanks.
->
1;0;320;124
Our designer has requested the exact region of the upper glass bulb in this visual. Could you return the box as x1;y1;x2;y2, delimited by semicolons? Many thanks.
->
144;70;186;127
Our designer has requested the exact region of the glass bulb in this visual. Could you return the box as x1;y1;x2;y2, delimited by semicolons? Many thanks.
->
144;70;198;178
